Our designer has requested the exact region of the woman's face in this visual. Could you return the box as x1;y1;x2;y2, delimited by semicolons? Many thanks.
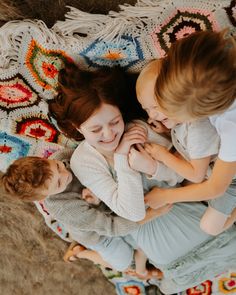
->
79;103;125;153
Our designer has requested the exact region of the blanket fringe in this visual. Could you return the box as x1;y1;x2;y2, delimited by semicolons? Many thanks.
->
56;0;232;44
53;6;109;37
94;1;182;42
136;0;230;7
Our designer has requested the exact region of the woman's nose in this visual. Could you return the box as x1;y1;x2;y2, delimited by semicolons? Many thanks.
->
102;127;113;139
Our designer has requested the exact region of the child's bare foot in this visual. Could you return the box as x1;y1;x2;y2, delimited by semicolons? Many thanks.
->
63;241;86;262
125;268;163;280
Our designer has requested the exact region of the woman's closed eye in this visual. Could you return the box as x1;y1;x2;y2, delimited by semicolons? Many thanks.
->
91;127;102;133
109;120;120;126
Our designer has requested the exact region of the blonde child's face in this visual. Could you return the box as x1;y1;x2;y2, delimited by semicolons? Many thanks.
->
136;61;179;129
41;159;73;196
79;103;125;154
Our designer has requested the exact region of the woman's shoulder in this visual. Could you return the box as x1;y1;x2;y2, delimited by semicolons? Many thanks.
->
71;140;94;160
70;141;109;171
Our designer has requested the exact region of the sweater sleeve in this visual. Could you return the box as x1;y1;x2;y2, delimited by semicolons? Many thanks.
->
45;193;139;236
149;162;184;186
70;142;145;222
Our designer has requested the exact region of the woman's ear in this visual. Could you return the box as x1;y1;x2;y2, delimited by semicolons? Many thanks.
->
71;122;82;134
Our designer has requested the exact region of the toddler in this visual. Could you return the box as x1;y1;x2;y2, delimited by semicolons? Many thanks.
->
1;154;163;278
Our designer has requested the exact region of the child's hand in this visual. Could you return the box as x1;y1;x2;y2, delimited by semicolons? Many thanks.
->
148;118;169;133
128;144;157;175
116;124;147;155
146;204;173;218
138;204;172;225
144;142;169;162
82;188;101;205
144;187;169;209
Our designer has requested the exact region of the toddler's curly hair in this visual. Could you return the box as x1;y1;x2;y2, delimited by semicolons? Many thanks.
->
1;157;52;201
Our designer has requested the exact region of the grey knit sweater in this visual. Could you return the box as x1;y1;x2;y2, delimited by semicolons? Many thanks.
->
44;150;139;246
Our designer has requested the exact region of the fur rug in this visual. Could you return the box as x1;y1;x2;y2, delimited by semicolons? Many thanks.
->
0;186;115;295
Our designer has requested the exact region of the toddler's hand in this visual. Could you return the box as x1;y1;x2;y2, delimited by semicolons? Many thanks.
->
144;187;168;209
147;204;173;218
148;118;169;133
116;124;147;155
82;188;101;205
128;144;157;175
144;142;169;162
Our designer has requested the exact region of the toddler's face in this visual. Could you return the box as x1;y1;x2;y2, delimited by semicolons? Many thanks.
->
41;160;73;196
136;62;178;129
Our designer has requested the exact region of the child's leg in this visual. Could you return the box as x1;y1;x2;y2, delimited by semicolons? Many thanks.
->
63;242;112;268
223;207;236;231
74;246;113;269
134;248;147;276
200;206;228;235
126;248;163;280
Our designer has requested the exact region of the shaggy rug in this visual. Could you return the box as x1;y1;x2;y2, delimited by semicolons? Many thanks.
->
1;0;236;294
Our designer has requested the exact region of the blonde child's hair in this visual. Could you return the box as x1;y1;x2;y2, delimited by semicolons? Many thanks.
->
1;157;52;201
155;30;236;119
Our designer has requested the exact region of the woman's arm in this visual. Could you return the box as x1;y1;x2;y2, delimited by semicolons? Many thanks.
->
145;158;236;208
71;141;146;222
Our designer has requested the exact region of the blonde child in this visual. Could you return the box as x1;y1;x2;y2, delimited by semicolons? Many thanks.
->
1;155;163;278
136;30;236;236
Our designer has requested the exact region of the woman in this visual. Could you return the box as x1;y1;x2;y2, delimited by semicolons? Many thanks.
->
49;62;236;294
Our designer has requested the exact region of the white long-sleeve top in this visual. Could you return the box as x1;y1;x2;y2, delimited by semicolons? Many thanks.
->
70;142;145;222
70;120;182;222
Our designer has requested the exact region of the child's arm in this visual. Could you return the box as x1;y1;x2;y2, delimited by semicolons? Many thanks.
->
138;204;172;225
45;192;140;237
145;158;236;208
128;144;183;186
145;142;211;183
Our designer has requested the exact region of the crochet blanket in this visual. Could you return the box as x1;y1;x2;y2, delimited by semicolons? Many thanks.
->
1;0;236;294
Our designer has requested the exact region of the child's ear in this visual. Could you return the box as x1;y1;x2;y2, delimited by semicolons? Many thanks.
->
22;194;45;202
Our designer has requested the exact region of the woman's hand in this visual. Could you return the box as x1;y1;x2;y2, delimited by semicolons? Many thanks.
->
116;124;147;155
128;144;157;175
144;142;169;162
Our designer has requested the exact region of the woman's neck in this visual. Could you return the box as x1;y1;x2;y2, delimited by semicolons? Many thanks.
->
97;148;114;166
